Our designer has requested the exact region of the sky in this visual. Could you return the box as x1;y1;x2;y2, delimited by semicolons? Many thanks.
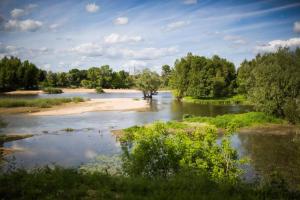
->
0;0;300;73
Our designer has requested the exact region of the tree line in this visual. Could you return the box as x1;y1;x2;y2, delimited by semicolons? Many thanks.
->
0;57;134;92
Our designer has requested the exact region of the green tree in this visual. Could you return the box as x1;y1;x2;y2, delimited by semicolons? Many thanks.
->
136;69;161;98
161;64;172;88
237;48;300;123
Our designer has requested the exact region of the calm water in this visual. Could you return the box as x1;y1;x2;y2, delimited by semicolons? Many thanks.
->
0;92;299;184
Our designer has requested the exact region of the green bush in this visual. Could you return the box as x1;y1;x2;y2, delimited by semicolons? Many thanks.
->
283;98;300;124
95;87;104;93
43;87;63;94
121;122;244;183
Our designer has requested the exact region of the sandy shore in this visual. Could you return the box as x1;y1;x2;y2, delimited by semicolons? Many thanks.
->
29;98;149;116
4;88;143;95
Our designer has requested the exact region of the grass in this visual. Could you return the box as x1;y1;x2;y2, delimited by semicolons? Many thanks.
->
0;134;33;144
183;95;251;105
0;167;298;200
183;112;284;129
42;87;63;94
0;97;85;108
62;128;75;132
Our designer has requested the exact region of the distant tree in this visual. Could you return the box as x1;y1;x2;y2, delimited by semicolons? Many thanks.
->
57;72;69;87
161;64;172;88
136;69;161;98
100;65;113;88
87;67;101;88
46;71;58;87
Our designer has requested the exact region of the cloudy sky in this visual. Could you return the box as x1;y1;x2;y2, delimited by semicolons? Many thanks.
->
0;0;300;72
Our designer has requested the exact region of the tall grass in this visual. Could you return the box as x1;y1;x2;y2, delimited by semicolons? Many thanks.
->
0;97;84;108
183;95;251;105
0;167;298;200
184;112;284;128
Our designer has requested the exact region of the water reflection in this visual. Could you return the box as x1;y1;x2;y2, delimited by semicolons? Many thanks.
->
0;92;258;172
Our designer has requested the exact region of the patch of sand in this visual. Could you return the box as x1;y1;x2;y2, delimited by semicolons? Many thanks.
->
29;98;149;116
4;90;43;95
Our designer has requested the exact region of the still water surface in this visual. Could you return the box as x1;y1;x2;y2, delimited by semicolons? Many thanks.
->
0;92;299;184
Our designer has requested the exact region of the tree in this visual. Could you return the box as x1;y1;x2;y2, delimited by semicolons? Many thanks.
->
161;64;172;88
237;48;300;123
136;69;161;98
170;53;236;99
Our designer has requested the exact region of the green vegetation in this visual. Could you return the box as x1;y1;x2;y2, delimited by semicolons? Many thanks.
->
95;86;104;93
121;122;244;182
1;167;299;200
0;134;33;144
62;128;75;132
0;97;84;108
160;64;172;88
183;112;284;129
170;53;236;99
44;65;134;89
135;69;161;98
42;87;63;94
183;95;249;105
0;57;41;92
237;48;300;124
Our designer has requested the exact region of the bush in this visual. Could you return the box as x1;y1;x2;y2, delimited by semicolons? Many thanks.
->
43;87;63;94
121;122;244;183
283;98;300;124
95;87;104;93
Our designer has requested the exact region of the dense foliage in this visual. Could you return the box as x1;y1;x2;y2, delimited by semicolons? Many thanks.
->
135;69;161;98
44;65;134;89
121;122;244;183
237;48;300;123
0;57;41;92
170;53;236;99
0;56;134;92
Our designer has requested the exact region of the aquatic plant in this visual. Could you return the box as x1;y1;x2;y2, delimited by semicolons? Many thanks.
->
42;87;63;94
95;87;104;93
182;95;250;105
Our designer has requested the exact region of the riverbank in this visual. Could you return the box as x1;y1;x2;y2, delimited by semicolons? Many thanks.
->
29;98;148;116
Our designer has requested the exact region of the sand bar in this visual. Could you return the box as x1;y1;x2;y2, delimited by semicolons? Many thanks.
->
29;98;149;116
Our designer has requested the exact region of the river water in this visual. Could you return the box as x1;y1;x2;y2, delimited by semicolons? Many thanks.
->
0;92;299;184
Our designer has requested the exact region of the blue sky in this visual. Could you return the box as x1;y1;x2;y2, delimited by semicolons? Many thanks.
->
0;0;300;72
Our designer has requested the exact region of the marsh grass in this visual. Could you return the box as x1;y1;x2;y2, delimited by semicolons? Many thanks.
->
0;97;84;108
183;95;251;105
184;112;284;128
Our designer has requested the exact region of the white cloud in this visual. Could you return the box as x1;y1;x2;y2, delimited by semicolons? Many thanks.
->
183;0;197;5
294;21;300;33
70;43;103;57
114;17;128;25
85;3;99;13
104;33;142;44
119;47;178;60
124;60;147;68
70;42;178;60
165;20;190;31
11;9;26;18
4;19;43;32
223;35;247;45
255;37;300;52
10;4;38;18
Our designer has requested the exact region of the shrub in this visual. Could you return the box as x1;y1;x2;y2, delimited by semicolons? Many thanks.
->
43;87;63;94
121;122;244;183
95;87;104;93
283;98;300;124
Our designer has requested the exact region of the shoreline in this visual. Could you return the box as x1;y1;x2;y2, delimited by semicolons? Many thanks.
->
29;98;149;116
